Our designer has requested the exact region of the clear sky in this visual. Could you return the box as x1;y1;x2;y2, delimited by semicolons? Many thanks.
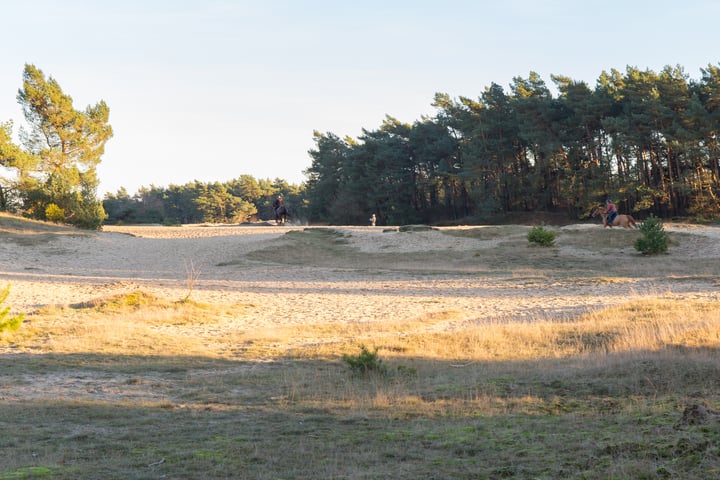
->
1;0;718;196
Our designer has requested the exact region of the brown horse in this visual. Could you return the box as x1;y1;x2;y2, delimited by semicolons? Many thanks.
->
592;206;637;228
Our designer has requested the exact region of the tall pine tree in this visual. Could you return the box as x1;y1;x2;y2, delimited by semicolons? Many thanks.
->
16;64;113;229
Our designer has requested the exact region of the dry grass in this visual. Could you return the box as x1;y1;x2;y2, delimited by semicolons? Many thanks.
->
2;292;720;478
6;292;251;358
1;216;720;479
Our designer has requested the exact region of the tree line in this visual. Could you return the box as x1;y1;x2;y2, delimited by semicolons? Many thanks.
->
3;63;719;228
0;64;304;228
102;177;304;225
303;65;720;225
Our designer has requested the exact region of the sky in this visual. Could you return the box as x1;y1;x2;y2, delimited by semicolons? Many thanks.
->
1;0;719;197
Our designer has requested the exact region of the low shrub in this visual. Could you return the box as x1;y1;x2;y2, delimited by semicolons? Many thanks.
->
527;225;556;247
342;345;387;376
45;203;65;223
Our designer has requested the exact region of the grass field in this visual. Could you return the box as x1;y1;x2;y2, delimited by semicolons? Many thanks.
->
1;217;719;479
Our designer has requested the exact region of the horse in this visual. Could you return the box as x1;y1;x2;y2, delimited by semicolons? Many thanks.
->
592;205;637;228
274;205;288;225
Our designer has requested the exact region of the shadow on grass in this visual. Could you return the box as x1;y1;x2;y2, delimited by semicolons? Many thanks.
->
1;349;719;479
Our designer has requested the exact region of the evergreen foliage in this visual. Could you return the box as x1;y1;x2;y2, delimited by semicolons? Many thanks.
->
4;62;720;227
0;284;24;333
1;64;112;229
527;226;556;246
101;176;304;224
45;203;65;223
304;64;720;225
342;345;387;376
634;215;669;254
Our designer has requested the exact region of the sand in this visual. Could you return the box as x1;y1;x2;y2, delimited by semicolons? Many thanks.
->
2;222;720;339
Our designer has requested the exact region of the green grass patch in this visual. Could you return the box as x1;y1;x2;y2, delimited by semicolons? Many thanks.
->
245;228;354;265
0;466;53;480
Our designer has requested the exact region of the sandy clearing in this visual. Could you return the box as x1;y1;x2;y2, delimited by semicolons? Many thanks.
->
2;222;719;338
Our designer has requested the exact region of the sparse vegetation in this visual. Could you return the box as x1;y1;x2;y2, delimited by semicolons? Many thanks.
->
180;258;202;303
398;224;435;232
245;228;353;266
1;296;719;479
1;220;720;478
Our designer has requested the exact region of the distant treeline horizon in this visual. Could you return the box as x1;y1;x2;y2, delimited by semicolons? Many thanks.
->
102;175;305;225
104;63;720;226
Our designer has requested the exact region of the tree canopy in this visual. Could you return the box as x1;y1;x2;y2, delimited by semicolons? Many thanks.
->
304;64;720;225
1;64;112;228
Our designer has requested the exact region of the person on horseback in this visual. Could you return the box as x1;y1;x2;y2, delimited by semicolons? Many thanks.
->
273;195;283;216
273;195;284;212
273;195;286;224
605;198;618;225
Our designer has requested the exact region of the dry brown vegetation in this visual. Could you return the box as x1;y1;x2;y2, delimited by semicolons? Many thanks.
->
1;215;720;479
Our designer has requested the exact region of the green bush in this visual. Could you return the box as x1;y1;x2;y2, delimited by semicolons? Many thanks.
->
527;225;556;247
342;345;387;376
45;203;65;223
0;284;25;333
634;215;668;254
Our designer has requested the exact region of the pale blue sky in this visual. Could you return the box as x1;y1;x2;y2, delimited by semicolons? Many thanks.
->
1;0;718;196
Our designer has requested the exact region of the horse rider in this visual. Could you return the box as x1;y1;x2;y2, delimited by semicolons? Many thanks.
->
273;195;284;213
605;198;618;225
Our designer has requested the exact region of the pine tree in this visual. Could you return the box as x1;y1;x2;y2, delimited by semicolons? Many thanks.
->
634;215;669;254
15;64;113;228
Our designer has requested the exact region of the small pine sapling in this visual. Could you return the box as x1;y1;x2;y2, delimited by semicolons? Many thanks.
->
0;284;25;332
634;215;668;254
527;225;556;247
